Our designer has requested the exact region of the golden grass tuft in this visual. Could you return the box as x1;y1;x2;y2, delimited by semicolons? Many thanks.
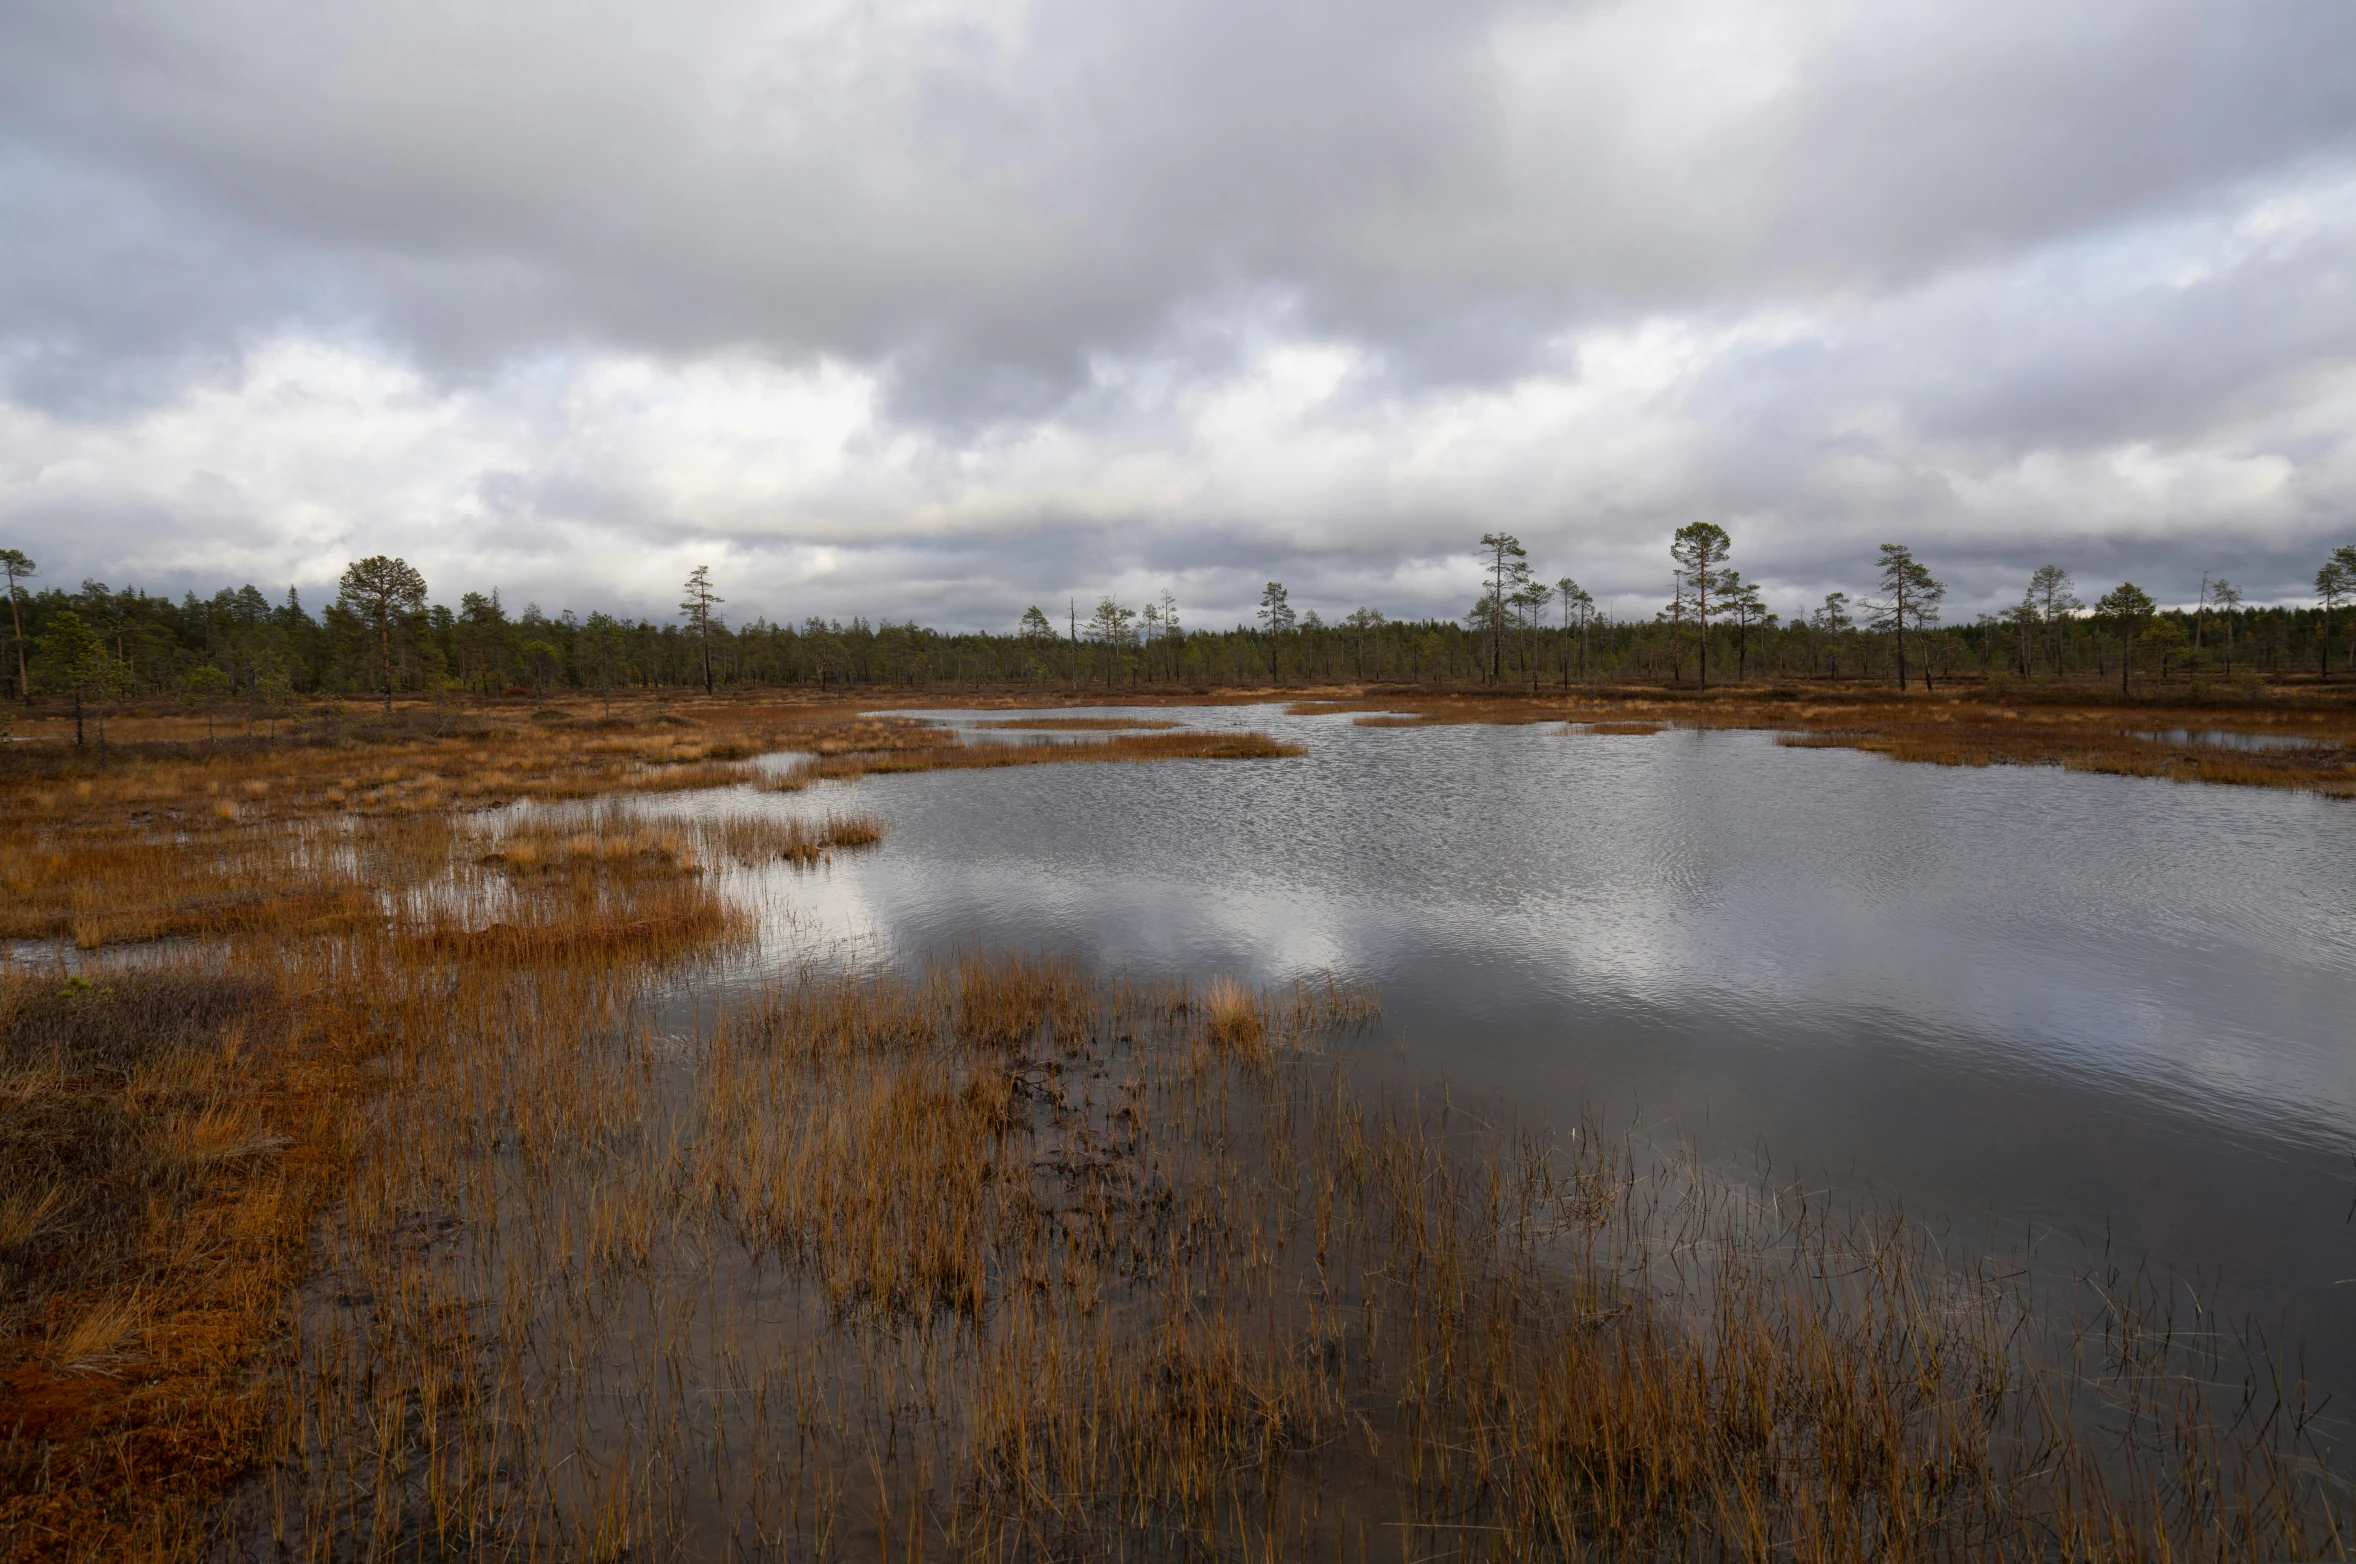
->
47;1293;148;1377
1198;975;1267;1058
693;811;885;865
155;1103;289;1170
0;1182;64;1251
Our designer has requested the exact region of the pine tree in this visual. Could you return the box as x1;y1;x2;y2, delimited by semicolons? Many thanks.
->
35;609;109;746
1721;571;1767;683
1086;598;1138;686
336;555;429;714
0;548;35;703
1475;534;1528;683
2094;582;2156;694
680;566;725;694
2027;566;2081;680
2208;580;2243;672
1257;582;1294;683
1556;578;1593;685
1864;545;1945;693
1810;593;1853;679
1668;523;1731;688
1343;607;1386;682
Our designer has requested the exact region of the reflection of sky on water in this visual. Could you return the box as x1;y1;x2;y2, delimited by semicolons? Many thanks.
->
729;707;2356;1131
628;703;2356;1391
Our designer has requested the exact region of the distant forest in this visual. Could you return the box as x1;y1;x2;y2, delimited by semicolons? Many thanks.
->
1;547;2351;706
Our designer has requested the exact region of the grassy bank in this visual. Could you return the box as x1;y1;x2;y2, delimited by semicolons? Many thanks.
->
1288;685;2356;797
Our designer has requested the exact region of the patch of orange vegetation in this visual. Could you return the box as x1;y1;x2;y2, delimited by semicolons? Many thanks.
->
810;727;1302;778
0;990;362;1560
0;705;803;1557
413;891;744;962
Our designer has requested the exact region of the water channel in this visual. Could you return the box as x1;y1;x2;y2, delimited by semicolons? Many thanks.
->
669;702;2356;1405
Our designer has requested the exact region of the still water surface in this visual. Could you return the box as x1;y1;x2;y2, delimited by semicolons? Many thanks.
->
696;704;2356;1397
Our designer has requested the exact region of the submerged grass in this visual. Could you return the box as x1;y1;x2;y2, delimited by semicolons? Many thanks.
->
238;953;2347;1561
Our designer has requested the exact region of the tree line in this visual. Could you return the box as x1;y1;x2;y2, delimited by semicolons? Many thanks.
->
5;536;2356;741
1406;529;2356;697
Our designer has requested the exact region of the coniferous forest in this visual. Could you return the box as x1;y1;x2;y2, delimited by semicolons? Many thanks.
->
5;536;2352;710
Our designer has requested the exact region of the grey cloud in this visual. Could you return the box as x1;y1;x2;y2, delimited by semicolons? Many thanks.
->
0;148;319;415
5;0;2352;392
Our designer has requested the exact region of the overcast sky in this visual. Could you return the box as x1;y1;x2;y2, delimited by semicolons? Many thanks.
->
3;0;2353;631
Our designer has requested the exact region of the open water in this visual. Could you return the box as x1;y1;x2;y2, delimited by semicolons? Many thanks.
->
688;702;2356;1400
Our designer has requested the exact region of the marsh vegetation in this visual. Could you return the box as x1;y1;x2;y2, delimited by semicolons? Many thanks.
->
0;694;2347;1560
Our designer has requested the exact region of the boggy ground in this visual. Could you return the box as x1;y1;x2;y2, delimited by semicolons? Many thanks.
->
0;691;2348;1560
0;695;1289;1558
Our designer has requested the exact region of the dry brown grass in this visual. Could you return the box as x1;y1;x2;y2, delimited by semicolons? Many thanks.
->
411;880;744;962
0;829;377;949
0;707;832;1558
0;971;358;1557
810;726;1303;780
1773;712;2356;794
789;713;965;758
